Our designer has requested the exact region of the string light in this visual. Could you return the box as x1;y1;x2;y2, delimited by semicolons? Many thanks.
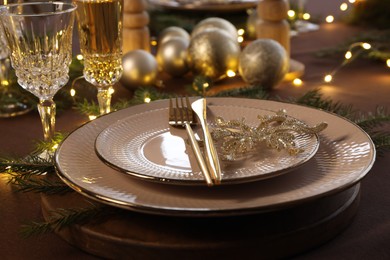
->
226;70;236;77
325;15;334;23
144;96;151;103
293;78;303;86
348;0;356;3
386;59;390;68
151;39;157;46
237;29;245;36
340;3;348;11
324;74;333;83
89;115;97;120
345;51;352;60
237;36;244;43
302;13;311;20
76;54;83;61
70;88;76;97
287;10;296;18
323;42;382;84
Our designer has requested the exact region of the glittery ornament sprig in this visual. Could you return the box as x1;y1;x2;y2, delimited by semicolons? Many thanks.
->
211;110;328;161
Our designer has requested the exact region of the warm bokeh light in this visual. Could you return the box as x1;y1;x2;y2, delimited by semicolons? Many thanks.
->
345;51;352;60
203;82;210;89
348;0;356;3
109;87;115;95
324;74;333;83
237;29;245;36
89;115;97;120
287;10;296;18
70;88;76;97
362;43;371;50
340;3;348;11
76;54;83;60
237;36;244;43
144;97;151;103
151;40;157;46
226;70;236;77
302;13;311;20
293;78;303;86
386;59;390;68
52;144;59;151
326;15;334;23
1;80;9;86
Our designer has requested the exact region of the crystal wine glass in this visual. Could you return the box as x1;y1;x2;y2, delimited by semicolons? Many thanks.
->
74;0;123;115
0;2;77;141
0;1;33;118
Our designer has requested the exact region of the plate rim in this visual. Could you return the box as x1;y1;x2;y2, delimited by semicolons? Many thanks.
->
94;105;321;186
54;97;376;217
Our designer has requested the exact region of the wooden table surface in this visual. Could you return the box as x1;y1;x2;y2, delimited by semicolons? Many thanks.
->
1;1;389;258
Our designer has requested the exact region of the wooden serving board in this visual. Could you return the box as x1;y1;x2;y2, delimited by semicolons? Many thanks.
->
41;184;360;259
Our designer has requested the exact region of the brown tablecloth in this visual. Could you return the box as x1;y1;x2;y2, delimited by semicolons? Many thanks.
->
1;8;390;260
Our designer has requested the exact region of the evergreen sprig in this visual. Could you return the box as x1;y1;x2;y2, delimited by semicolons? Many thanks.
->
9;174;70;195
294;89;356;119
20;203;120;238
354;106;390;131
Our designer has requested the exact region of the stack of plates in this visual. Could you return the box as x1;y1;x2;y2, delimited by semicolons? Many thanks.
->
55;97;376;217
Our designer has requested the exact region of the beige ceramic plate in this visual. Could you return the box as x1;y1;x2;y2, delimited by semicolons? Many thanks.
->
55;98;376;217
95;105;319;185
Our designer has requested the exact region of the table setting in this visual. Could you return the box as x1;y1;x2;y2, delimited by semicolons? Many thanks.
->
0;0;389;259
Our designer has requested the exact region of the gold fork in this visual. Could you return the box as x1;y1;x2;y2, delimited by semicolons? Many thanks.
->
169;97;213;186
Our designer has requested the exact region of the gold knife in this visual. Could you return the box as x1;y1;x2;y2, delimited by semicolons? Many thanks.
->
191;98;221;184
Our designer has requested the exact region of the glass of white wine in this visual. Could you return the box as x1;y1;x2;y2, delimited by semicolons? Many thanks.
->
74;0;124;115
0;2;77;141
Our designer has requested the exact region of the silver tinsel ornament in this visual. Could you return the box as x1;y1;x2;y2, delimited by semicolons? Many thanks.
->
120;50;158;89
239;39;289;89
187;28;240;80
156;37;190;77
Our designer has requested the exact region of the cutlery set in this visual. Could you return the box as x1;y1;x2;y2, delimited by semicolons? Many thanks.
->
169;97;221;186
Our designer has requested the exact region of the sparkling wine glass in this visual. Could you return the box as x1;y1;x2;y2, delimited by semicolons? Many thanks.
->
74;0;123;115
0;2;77;141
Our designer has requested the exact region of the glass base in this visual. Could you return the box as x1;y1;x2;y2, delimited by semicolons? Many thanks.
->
295;20;320;33
0;92;34;118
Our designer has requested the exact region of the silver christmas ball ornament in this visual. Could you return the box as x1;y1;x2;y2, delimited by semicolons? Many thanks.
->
120;50;158;89
239;39;289;89
157;37;190;77
187;28;240;80
159;26;190;45
191;17;238;41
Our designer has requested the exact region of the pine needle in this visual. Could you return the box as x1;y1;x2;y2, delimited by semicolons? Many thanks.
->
20;204;119;238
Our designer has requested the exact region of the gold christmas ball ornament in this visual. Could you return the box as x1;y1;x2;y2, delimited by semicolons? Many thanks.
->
239;39;289;89
187;29;240;80
156;37;190;77
158;26;190;45
191;17;238;41
120;50;158;89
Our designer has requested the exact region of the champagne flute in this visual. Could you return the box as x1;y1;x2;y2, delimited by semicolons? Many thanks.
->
74;0;123;115
0;2;77;141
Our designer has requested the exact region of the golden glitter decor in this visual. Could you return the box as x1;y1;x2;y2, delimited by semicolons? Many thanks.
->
212;109;328;161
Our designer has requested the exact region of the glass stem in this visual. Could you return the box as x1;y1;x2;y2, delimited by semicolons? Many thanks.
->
37;99;56;142
97;87;113;115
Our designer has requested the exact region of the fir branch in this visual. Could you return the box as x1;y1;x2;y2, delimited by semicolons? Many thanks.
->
355;106;390;131
0;155;54;177
20;204;119;238
212;85;269;99
75;98;100;116
370;132;390;156
32;132;66;155
295;89;356;119
9;174;70;194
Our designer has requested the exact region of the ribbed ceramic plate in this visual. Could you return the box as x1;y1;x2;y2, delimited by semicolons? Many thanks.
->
55;98;376;217
95;105;319;185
